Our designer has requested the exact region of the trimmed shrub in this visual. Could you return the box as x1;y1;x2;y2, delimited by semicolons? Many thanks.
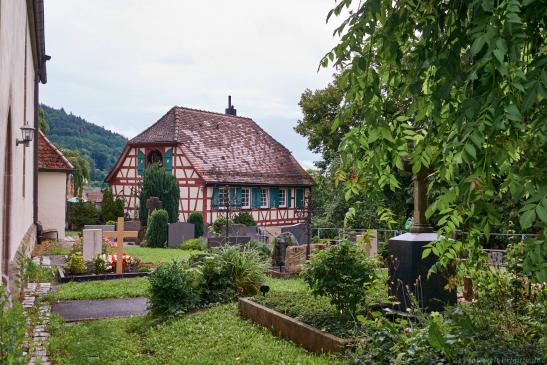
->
138;164;180;226
180;238;206;251
187;212;204;238
303;240;377;317
148;261;202;317
212;216;232;236
0;288;26;364
145;209;169;248
233;212;256;226
245;239;272;260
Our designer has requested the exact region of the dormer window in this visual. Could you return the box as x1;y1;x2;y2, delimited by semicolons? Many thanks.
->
147;149;163;167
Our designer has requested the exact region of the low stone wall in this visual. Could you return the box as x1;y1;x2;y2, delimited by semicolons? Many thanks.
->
284;244;328;272
239;297;350;353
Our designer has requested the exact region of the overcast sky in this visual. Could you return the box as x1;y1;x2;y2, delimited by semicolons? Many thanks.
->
41;0;339;169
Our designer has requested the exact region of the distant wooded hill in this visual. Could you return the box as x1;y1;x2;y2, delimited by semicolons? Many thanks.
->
40;104;127;186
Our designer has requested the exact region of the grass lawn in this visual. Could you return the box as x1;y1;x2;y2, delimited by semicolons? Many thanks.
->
46;277;149;301
48;303;345;365
123;246;202;264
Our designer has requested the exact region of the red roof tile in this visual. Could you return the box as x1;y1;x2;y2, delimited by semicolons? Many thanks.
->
117;107;314;186
38;131;74;170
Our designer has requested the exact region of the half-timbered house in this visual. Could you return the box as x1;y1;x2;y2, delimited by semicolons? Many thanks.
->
105;104;314;228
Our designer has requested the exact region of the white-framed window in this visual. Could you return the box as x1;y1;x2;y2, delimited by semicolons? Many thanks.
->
241;187;251;209
218;187;228;208
260;188;269;208
279;188;287;208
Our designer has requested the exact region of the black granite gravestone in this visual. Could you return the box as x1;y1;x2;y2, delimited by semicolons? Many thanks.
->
388;232;456;311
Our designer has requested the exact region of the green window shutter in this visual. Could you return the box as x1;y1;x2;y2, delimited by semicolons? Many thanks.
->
287;187;292;208
164;148;173;173
252;187;261;208
270;187;279;208
212;187;220;209
235;187;242;208
296;188;304;208
137;150;145;176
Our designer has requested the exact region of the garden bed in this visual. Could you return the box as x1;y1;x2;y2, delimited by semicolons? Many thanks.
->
239;297;351;353
58;266;149;283
265;267;300;278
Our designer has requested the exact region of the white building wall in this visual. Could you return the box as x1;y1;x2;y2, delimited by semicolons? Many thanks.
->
0;0;39;283
38;172;68;239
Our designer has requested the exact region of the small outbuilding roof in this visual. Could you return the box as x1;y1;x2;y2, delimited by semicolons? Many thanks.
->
38;131;74;171
108;106;314;186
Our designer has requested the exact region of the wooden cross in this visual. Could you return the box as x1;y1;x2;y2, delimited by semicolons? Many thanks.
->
103;217;138;274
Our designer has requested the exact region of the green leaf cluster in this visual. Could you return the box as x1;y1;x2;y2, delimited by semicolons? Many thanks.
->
324;0;547;282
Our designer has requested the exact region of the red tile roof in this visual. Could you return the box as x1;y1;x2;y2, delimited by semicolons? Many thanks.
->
38;131;74;170
111;107;314;186
85;190;103;203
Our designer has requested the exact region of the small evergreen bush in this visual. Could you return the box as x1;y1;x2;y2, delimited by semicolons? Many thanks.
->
68;200;98;229
212;216;232;236
187;212;204;238
148;261;202;317
145;209;169;248
67;253;86;274
303;240;377;317
179;238;206;251
93;255;108;274
233;212;257;226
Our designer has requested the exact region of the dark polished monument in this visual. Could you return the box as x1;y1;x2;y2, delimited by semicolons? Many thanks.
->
388;169;456;311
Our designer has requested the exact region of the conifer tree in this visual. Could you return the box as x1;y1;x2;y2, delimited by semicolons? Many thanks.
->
139;164;180;226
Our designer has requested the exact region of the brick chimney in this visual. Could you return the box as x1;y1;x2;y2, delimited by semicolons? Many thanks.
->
225;95;237;116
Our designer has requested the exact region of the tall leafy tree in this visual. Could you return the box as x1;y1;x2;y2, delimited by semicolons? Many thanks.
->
139;164;180;226
62;149;90;198
323;0;546;281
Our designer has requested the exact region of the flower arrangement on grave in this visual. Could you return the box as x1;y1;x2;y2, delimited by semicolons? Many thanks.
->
97;253;140;272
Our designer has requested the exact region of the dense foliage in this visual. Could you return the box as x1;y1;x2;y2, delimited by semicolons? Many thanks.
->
186;211;204;238
179;238;207;251
324;0;546;281
100;188;124;223
138;164;180;226
233;212;257;226
211;216;232;236
68;200;98;228
40;104;127;186
148;246;266;317
244;239;272;260
62;149;90;198
145;209;169;248
0;288;26;365
303;241;377;316
148;261;202;317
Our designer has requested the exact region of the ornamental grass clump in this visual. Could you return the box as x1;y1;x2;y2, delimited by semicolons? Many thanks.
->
303;240;377;317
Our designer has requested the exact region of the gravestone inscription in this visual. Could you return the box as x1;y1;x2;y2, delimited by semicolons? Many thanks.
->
82;229;102;261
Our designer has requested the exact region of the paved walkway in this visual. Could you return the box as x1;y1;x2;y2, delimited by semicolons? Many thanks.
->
52;297;149;322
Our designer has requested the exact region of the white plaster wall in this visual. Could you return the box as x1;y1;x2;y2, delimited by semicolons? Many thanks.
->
38;172;67;239
0;0;38;277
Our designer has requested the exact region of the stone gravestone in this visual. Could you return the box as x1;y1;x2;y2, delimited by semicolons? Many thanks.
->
356;230;378;256
146;197;162;222
281;223;310;245
84;224;114;232
168;222;195;248
272;232;297;270
124;220;142;245
220;224;248;237
82;229;102;261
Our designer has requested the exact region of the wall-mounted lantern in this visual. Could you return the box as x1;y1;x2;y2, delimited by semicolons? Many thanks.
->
16;123;35;147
